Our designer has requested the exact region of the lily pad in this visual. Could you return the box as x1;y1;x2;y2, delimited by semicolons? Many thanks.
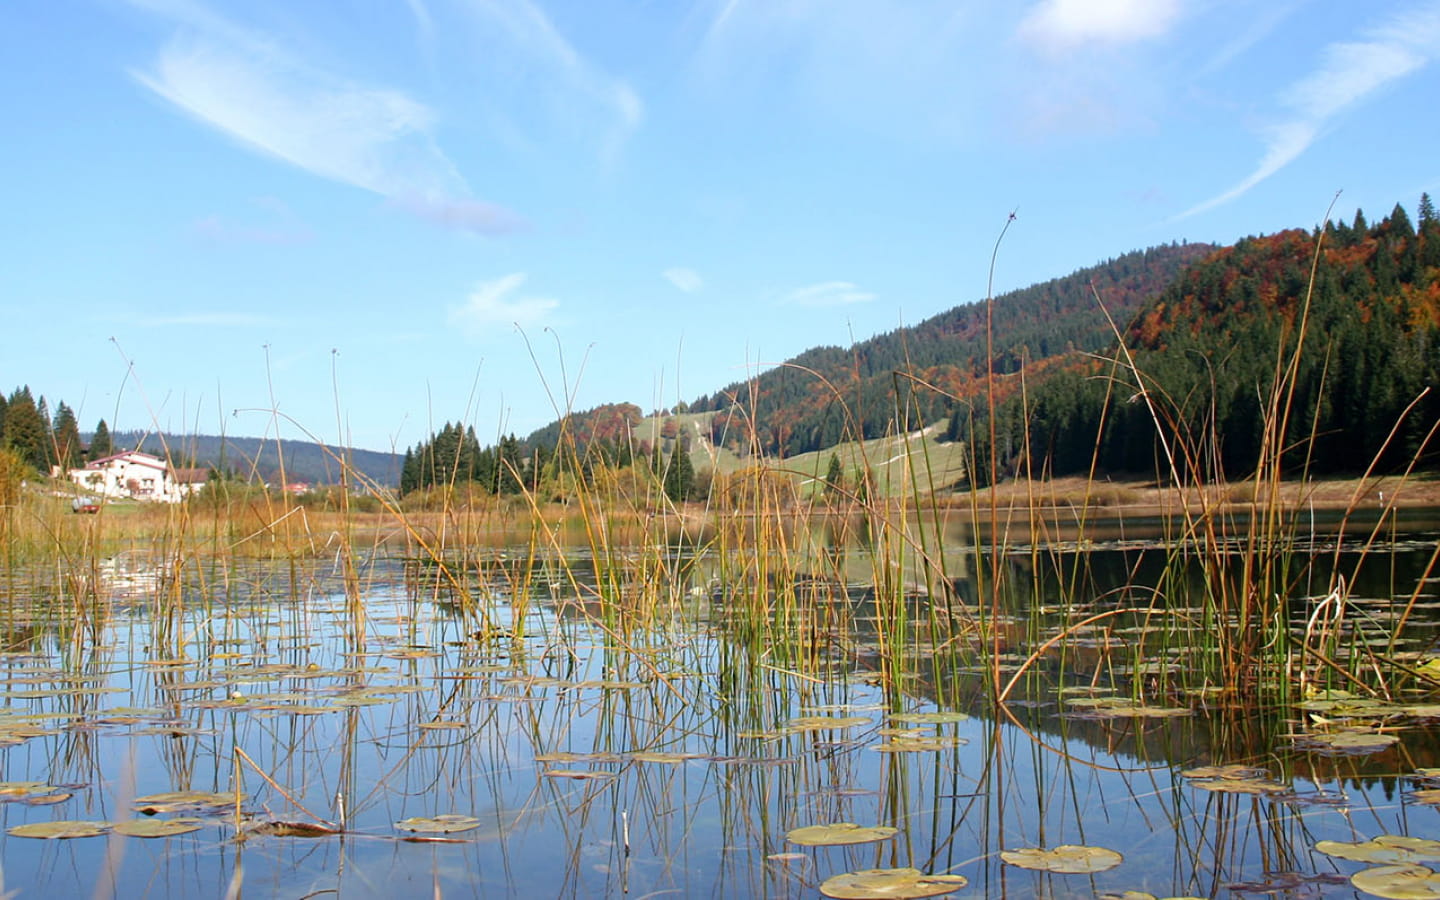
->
1179;765;1268;780
133;790;242;813
1189;777;1289;794
112;817;206;838
784;716;871;732
1351;864;1440;899
1297;731;1400;754
890;712;970;725
1001;845;1123;873
395;814;482;834
8;819;111;839
1317;836;1440;864
0;781;65;800
786;822;899;846
819;867;967;899
873;735;968;753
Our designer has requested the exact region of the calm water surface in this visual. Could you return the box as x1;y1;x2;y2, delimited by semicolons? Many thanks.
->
0;524;1437;898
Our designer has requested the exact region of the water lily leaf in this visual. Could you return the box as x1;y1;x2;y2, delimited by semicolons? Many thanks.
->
890;712;970;725
541;769;614;780
1180;765;1269;780
1097;894;1207;900
1189;777;1289;794
818;867;967;899
873;735;968;752
1297;731;1399;754
1351;864;1440;899
784;716;871;732
243;820;341;837
133;790;242;813
1318;836;1440;864
1412;790;1440;805
112;817;206;838
416;720;466;730
787;822;898;846
395;814;481;834
9;819;110;839
628;751;702;764
0;781;63;800
533;751;624;764
1001;845;1123;873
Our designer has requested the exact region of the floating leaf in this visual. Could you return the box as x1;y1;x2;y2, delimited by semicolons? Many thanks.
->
0;781;64;800
1180;765;1270;780
890;712;970;725
9;819;110;839
112;818;206;838
1317;836;1440;864
873;735;968;753
395;814;482;834
1001;845;1123;873
1189;776;1289;795
1351;864;1440;899
786;822;898;846
784;716;871;732
628;751;702;764
819;867;967;899
133;790;242;813
243;820;341;838
1297;731;1399;754
541;769;614;780
1097;894;1207;900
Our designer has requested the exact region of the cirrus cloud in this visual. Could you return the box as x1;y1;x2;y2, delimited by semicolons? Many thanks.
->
783;281;876;307
449;273;559;336
663;267;703;293
1017;0;1184;53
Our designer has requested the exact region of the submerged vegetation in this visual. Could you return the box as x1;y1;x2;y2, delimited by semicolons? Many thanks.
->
2;202;1440;897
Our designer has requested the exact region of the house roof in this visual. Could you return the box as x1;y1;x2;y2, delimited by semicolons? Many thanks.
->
85;450;164;468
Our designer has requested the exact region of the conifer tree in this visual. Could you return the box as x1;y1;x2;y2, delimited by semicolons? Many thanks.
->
51;403;82;470
824;453;844;498
88;419;112;461
3;388;49;471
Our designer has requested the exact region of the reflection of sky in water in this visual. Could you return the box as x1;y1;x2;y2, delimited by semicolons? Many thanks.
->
0;551;1434;897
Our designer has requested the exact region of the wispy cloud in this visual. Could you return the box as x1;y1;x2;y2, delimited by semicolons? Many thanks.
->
450;0;643;166
1017;0;1184;53
663;267;703;293
129;3;524;235
1182;2;1440;218
449;273;558;335
695;1;976;137
783;281;875;307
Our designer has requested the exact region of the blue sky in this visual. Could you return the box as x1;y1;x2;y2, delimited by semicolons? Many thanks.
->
4;0;1440;453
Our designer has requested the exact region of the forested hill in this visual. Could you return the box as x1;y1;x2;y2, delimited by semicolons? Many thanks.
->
687;242;1216;458
970;201;1440;481
109;431;402;487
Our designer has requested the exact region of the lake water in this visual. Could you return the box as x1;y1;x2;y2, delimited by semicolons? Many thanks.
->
1;517;1438;898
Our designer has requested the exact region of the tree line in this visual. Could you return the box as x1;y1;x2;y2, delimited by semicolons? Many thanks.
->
960;198;1440;483
0;386;112;473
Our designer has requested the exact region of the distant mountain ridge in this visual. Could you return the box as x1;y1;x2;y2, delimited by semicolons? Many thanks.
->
684;242;1216;457
104;431;402;488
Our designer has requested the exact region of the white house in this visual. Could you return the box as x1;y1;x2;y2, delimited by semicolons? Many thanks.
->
64;451;207;503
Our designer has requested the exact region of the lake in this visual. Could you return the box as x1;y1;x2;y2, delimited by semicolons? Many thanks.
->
1;510;1438;898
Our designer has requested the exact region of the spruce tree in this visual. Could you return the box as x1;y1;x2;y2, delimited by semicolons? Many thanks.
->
824;453;844;497
88;419;112;461
52;403;82;471
3;388;49;471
